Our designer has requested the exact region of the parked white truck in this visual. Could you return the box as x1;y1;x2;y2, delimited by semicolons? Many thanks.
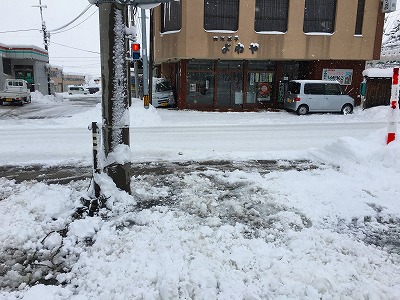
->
0;79;31;106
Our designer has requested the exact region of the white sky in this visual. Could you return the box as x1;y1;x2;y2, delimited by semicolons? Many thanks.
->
0;0;101;77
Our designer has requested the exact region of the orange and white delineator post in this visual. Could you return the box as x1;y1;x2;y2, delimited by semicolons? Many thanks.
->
387;67;399;144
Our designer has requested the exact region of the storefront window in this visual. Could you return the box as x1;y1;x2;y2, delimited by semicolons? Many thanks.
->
188;60;214;71
248;61;275;71
247;72;274;103
217;60;243;70
187;72;214;108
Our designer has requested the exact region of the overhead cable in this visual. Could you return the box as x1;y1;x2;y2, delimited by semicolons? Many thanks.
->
0;29;39;34
52;9;98;35
51;41;100;54
49;4;92;32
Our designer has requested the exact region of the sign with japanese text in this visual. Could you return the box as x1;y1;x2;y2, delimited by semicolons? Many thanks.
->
322;69;353;85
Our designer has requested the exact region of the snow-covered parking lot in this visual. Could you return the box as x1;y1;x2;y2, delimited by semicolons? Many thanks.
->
0;94;399;299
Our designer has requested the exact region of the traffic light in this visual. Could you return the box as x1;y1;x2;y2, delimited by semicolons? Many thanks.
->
131;43;141;60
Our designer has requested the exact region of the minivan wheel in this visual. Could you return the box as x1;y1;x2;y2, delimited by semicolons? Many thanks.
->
297;105;309;115
341;104;353;115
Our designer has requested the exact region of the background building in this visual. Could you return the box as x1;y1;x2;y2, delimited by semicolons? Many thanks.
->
49;66;86;93
153;0;385;111
0;42;49;94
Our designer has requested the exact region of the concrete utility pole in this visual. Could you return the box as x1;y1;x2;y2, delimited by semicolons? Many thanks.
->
98;1;131;193
96;0;170;195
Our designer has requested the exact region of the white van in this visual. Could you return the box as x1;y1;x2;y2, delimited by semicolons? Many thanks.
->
68;86;88;95
284;80;354;115
152;78;175;108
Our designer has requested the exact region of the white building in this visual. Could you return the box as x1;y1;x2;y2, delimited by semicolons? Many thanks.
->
0;42;49;94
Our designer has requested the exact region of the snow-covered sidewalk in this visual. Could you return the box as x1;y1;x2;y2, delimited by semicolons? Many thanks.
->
0;95;399;299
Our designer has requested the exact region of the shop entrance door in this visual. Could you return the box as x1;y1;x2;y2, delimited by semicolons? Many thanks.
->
216;72;243;110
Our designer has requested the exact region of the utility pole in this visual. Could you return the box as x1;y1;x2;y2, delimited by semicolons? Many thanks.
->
98;0;131;193
94;0;171;197
33;0;51;95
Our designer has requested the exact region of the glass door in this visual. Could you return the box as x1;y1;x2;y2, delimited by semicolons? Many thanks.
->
216;72;243;110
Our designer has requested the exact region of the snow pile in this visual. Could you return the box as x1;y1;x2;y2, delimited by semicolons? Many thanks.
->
63;98;162;128
31;91;63;103
1;130;400;299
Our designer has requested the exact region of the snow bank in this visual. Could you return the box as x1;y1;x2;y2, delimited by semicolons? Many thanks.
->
1;129;400;299
362;68;394;78
62;98;162;128
31;91;63;103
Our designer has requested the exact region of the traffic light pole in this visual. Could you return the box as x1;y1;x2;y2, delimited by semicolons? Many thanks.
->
98;1;131;194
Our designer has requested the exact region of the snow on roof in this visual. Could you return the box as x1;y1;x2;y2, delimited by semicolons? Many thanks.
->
362;68;394;78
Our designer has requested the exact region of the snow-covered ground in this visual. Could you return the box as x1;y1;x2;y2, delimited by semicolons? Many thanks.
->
0;93;400;299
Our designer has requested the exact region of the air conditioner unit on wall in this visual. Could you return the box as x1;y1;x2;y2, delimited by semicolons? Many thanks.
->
382;0;397;13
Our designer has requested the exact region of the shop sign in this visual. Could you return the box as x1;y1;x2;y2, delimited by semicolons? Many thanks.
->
322;69;353;85
214;35;259;55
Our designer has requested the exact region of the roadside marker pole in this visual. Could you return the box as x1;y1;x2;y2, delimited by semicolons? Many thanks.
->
387;67;399;144
90;122;101;198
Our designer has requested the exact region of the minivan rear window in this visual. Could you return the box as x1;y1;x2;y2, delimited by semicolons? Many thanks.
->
304;83;324;95
288;82;301;94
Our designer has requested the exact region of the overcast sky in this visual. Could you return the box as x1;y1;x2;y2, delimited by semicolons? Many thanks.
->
0;0;101;77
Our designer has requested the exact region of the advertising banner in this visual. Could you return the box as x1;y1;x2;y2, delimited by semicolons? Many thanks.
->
322;69;353;85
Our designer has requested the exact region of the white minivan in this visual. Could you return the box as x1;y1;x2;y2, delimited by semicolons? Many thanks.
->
68;86;88;95
284;80;354;115
152;78;175;108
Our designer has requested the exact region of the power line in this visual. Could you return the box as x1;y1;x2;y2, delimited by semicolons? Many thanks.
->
51;41;100;54
0;28;39;34
52;9;98;35
51;56;100;59
49;4;92;32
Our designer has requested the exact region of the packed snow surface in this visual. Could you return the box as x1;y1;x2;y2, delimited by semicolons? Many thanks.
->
0;93;399;299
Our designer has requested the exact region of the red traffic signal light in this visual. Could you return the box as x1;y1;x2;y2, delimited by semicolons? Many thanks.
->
131;43;140;52
131;43;141;60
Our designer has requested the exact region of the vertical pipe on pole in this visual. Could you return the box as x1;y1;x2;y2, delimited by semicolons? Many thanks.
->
141;8;150;109
99;1;131;194
387;67;399;144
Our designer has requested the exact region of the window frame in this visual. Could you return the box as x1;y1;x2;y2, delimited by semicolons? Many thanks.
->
354;0;366;35
204;0;240;32
303;0;337;34
161;1;182;33
254;0;289;33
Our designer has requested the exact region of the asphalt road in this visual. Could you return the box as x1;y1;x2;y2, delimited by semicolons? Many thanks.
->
0;96;100;119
